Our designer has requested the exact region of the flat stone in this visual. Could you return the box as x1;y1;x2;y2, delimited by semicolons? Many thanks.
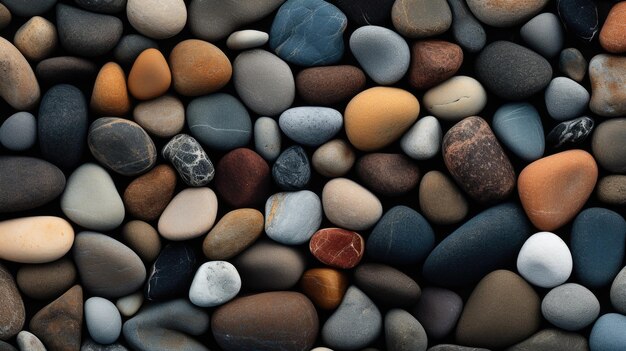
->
214;148;271;208
357;153;420;197
113;34;158;67
333;0;394;26
589;55;626;117
310;228;364;269
557;0;598;42
392;0;451;38
546;116;594;149
170;39;232;96
2;0;56;16
91;62;130;116
544;77;590;121
56;4;122;57
279;107;343;147
13;16;57;62
30;285;83;351
226;30;269;50
447;0;486;52
16;258;77;300
265;191;322;245
409;41;462;90
592;118;626;173
300;268;348;310
598;175;626;206
354;263;421;308
418;170;468;225
492;102;544;161
385;309;428;351
313;139;356;178
0;216;74;264
423;76;487;121
350;25;410;85
162;134;214;186
115;292;143;318
85;297;122;344
541;283;599;331
505;329;589;351
124;164;176;221
189;261;241;308
0;112;35;151
413;287;463;339
590;314;626;351
75;0;126;13
0;37;40;110
520;13;563;57
35;56;97;85
254;117;281;162
0;264;24;340
145;243;197;301
121;220;161;263
296;65;366;105
158;187;218;241
466;0;549;27
401;116;442;161
16;331;45;351
126;0;186;39
128;48;171;100
203;208;264;260
322;177;383;231
517;232;573;288
272;146;311;191
600;2;626;53
559;48;587;82
611;267;626;314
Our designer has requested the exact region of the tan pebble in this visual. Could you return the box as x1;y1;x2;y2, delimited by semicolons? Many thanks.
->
202;208;264;260
16;258;77;300
122;220;162;263
597;175;626;206
0;216;74;264
133;95;185;138
169;39;232;96
312;139;355;178
0;37;40;110
322;178;383;231
419;170;468;225
90;62;131;116
13;16;57;62
158;188;218;241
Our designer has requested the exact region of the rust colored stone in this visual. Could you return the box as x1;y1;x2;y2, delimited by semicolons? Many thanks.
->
91;62;130;116
296;65;366;105
356;153;420;197
600;2;626;53
128;48;171;100
300;268;349;310
409;40;463;90
214;148;271;208
309;228;365;269
30;285;83;351
123;164;177;221
169;39;232;96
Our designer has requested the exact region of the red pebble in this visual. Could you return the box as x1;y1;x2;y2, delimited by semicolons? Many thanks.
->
309;228;365;269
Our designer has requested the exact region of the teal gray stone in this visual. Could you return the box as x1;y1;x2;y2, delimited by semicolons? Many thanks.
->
492;102;545;162
279;107;343;147
520;13;564;58
0;112;36;151
544;77;590;121
541;283;600;331
350;25;410;85
447;0;486;53
590;314;626;351
385;309;428;351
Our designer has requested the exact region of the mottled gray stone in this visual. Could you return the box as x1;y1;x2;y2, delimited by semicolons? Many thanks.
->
2;0;56;16
505;329;589;351
400;116;442;161
545;77;590;121
279;107;343;147
264;190;322;245
189;261;241;308
254;117;281;162
541;283;600;331
272;145;311;190
559;48;587;82
385;309;427;351
546;116;594;149
447;0;486;53
412;287;463;340
162;134;214;187
81;338;129;351
16;331;45;351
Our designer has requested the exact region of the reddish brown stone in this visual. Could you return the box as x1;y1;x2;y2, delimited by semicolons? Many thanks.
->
309;228;365;269
410;40;463;90
30;285;83;351
356;153;420;196
600;2;626;54
296;65;366;105
214;148;271;208
300;268;349;310
123;164;177;221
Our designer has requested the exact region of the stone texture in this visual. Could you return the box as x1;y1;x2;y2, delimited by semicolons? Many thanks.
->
116;292;143;318
423;76;487;121
226;30;269;50
0;112;36;151
128;48;171;100
272;146;311;191
611;266;626;314
385;309;428;351
13;16;57;62
16;258;76;300
90;62;130;116
400;116;442;161
354;263;421;308
203;209;264;260
418;170;468;225
30;285;83;351
126;0;187;39
85;297;122;344
392;0;451;38
592;118;626;173
214;148;270;208
312;139;356;178
0;37;40;110
413;287;463;340
589;313;626;351
544;77;590;121
356;153;420;197
133;95;185;138
145;244;197;301
265;191;322;245
334;0;394;26
541;283;600;331
254;117;281;162
589;54;626;117
600;2;626;53
505;329;589;351
0;264;25;340
124;164;176;221
492;102;544;161
598;175;626;206
516;232;573;288
546;116;594;149
322;177;383;231
56;4;122;57
36;56;97;85
16;331;45;351
0;4;8;31
0;216;74;264
310;228;364;269
189;261;241;308
162;134;214;187
520;13;563;58
557;0;599;42
158;187;218;241
466;0;549;27
300;268;348;310
350;25;410;85
296;65;366;105
559;48;587;82
448;0;486;53
409;41;462;90
121;220;161;263
75;0;126;13
279;107;343;147
170;39;232;96
2;0;56;16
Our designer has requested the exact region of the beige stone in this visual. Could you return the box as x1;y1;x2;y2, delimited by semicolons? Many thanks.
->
0;216;74;264
158;188;218;241
312;139;355;178
0;37;40;110
14;16;57;62
133;95;185;138
423;76;487;121
322;178;383;231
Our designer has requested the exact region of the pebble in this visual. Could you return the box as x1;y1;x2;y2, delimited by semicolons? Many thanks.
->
188;0;284;41
571;208;626;288
611;267;626;314
81;338;129;351
13;16;57;62
253;117;281;162
116;292;143;318
456;270;541;349
423;202;531;287
279;107;343;147
16;331;45;351
401;116;442;161
559;48;587;82
544;77;590;121
123;164;177;221
85;297;122;344
506;329;589;351
212;292;318;351
162;134;214;186
170;39;232;96
128;48;171;100
518;150;598;231
312;139;355;177
409;41;463;90
113;34;158;67
56;4;122;57
541;283;600;331
91;62;130;116
0;340;16;351
354;263;421;307
0;264;25;340
16;258;77;300
29;285;83;351
189;261;241;308
546;116;594;149
38;84;88;169
423;76;487;121
234;240;305;291
296;65;366;105
413;287;463;340
557;0;598;42
589;54;626;117
492;102;545;161
0;216;74;264
391;0;451;38
592;118;626;173
598;175;626;206
357;153;420;196
350;25;410;85
345;87;419;151
322;286;382;350
270;0;347;66
123;299;209;351
443;116;516;203
74;232;146;298
429;346;489;351
35;56;97;85
214;148;271;208
0;156;65;213
310;228;364;269
226;30;268;50
418;170;468;225
334;0;394;26
475;41;552;100
121;220;161;263
1;0;56;16
233;49;294;116
520;13;563;58
265;191;322;245
466;0;549;27
75;0;126;13
600;2;626;53
272;146;311;190
386;309;428;351
322;177;383;231
367;206;434;265
0;4;9;32
301;268;348;310
61;163;125;231
0;37;39;111
126;0;186;39
145;243;197;301
447;0;486;53
517;232;573;288
589;313;626;351
158;187;218;241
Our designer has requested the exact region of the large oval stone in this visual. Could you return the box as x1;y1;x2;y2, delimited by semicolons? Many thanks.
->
170;39;232;96
17;258;77;300
203;209;264;260
56;4;122;57
0;36;40;110
158;188;218;241
0;216;74;264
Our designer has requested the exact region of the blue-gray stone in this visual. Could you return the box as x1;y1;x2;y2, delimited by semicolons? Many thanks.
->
85;297;122;344
279;107;343;147
367;206;435;265
162;134;214;187
187;93;252;151
270;0;347;66
254;117;281;162
520;13;564;58
385;309;428;351
557;0;598;42
56;4;123;57
545;77;590;121
492;102;545;162
423;202;532;287
446;0;486;53
611;267;626;314
541;283;600;331
38;84;88;169
0;112;36;151
2;0;56;16
113;34;158;67
272;145;311;191
145;243;197;301
546;116;594;149
350;25;410;85
264;190;322;245
571;208;626;288
590;313;626;351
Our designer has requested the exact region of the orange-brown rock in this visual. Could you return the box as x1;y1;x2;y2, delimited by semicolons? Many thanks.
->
169;39;232;96
91;62;131;116
518;149;598;231
600;2;626;53
300;268;348;310
203;208;264;260
30;285;83;351
409;40;463;90
128;48;171;100
123;164;176;221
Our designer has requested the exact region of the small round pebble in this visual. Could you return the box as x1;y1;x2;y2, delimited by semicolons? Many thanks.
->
590;313;626;351
85;297;122;344
128;48;171;100
0;112;36;151
322;177;383;231
13;16;57;62
466;0;549;27
546;116;594;149
214;148;271;208
520;13;563;58
600;2;626;53
115;292;143;318
158;187;218;241
385;309;428;351
391;0;451;38
279;107;343;147
412;287;463;340
301;268;349;310
544;77;590;121
91;62;130;116
189;261;241;308
350;25;410;85
409;40;463;90
354;263;421;308
133;95;185;138
16;258;76;300
418;170;468;225
541;283;600;331
254;117;281;162
272;146;311;191
517;232;573;288
16;331;45;351
203;208;264;260
492;102;545;162
400;116;442;160
296;65;366;105
559;48;587;82
121;220;161;263
592;118;626;173
611;267;626;314
226;30;269;50
356;153;420;196
312;139;356;178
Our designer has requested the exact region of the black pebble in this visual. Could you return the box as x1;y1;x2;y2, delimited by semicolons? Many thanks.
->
547;116;595;149
36;56;99;86
74;0;127;14
113;34;159;68
145;243;197;301
557;0;599;42
272;145;311;191
56;4;123;57
333;0;395;26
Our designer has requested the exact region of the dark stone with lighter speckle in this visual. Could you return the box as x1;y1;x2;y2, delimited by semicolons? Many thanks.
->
1;0;56;16
557;0;599;42
56;4;123;57
547;116;594;149
272;145;311;191
81;338;129;351
162;134;215;187
145;244;197;301
36;56;98;85
113;34;158;67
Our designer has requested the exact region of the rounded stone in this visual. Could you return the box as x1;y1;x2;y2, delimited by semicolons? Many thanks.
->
300;268;349;310
448;0;487;53
0;112;36;151
16;331;45;351
29;285;83;351
560;47;587;82
121;221;161;263
158;188;218;241
558;0;599;42
126;0;186;39
590;313;626;351
354;263;421;308
128;48;171;100
254;117;281;162
520;13;563;58
541;283;600;331
312;139;356;178
589;54;626;117
35;56;98;86
214;148;271;208
75;0;126;13
16;258;76;300
409;40;463;90
356;153;420;197
423;76;487;121
611;267;626;314
0;37;40;111
385;309;428;351
516;232;573;288
345;87;420;151
322;177;383;231
90;62;130;116
56;4;122;57
123;164;176;221
0;216;74;264
544;77;590;121
0;4;8;31
350;25;410;85
189;261;241;308
492;102;545;161
265;190;322;245
226;30;269;50
203;208;264;260
506;329;590;351
546;116;595;150
13;16;57;62
162;134;215;187
466;0;549;27
400;116;442;161
412;287;463;340
592;118;626;173
170;39;232;96
85;297;122;345
2;0;55;16
116;292;143;318
392;0;451;38
418;170;468;225
133;95;184;138
296;65;366;105
0;264;25;340
279;107;343;147
310;228;365;269
113;34;158;67
600;2;626;53
145;243;197;301
598;175;626;206
272;146;311;191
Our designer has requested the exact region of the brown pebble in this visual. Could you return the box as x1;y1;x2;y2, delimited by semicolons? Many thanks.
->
356;153;420;197
0;263;24;340
214;148;271;208
121;220;162;263
13;16;57;62
123;164;177;221
597;175;626;206
0;4;10;31
133;95;185;138
169;39;232;96
600;2;626;53
296;65;366;105
300;268;349;310
30;285;83;351
419;170;469;225
203;208;264;260
90;62;131;116
16;258;77;300
409;40;463;90
128;48;171;100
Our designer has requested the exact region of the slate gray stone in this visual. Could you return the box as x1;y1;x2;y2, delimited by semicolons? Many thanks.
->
520;13;564;58
385;309;428;351
85;297;122;344
400;116;442;161
545;77;590;121
447;0;486;53
36;56;98;85
354;263;421;308
81;338;129;351
492;102;545;162
505;329;589;351
56;4;123;57
113;34;158;67
264;190;322;245
412;287;463;340
611;267;626;314
350;25;410;85
162;134;214;187
0;112;36;151
1;0;56;16
546;116;594;149
541;283;600;331
254;117;281;162
279;107;343;147
75;0;126;13
272;145;311;191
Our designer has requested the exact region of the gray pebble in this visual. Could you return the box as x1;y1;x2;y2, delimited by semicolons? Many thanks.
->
611;266;626;314
264;190;322;245
447;0;486;53
0;112;36;151
279;107;343;147
254;117;281;162
350;25;410;85
75;0;126;13
559;48;587;82
544;77;590;121
272;145;311;191
541;283;600;331
400;116;442;160
189;261;241;308
505;328;589;351
385;309;428;351
56;4;122;57
17;331;45;351
85;297;122;344
520;13;564;58
162;134;214;187
412;287;463;340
